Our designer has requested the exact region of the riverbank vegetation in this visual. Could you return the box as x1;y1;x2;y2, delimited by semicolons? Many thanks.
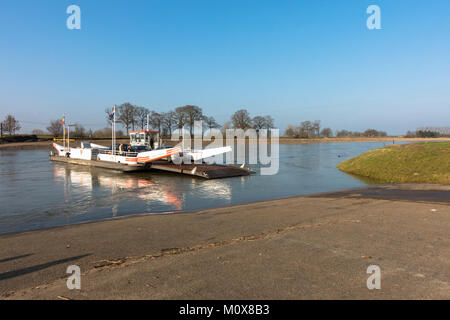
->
2;107;449;142
284;121;387;139
405;128;450;138
337;142;450;184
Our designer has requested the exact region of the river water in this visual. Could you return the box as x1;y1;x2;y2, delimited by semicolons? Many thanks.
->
0;142;402;234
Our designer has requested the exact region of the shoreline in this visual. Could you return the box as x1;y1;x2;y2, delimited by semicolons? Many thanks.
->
1;184;449;299
337;141;450;185
1;183;449;238
1;137;450;151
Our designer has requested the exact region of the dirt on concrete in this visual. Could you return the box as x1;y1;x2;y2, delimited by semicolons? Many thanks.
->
0;184;449;299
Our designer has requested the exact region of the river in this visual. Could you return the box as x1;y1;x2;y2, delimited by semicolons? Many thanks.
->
0;142;403;234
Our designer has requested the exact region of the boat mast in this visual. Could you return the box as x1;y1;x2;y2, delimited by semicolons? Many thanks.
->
112;104;116;160
67;125;70;153
67;123;76;154
62;115;65;153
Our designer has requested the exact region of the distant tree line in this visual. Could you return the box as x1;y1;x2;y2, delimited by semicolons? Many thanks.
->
45;119;126;139
285;121;333;138
285;120;322;138
284;121;387;138
405;129;450;138
336;129;387;138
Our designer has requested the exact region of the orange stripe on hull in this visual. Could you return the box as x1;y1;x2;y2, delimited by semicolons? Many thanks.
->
137;149;181;163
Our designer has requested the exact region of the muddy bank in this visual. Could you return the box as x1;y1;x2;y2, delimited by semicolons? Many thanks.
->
1;184;449;299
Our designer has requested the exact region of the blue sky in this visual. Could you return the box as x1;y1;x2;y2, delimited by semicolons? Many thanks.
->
0;0;449;135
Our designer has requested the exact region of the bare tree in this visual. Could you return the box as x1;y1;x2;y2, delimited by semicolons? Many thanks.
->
252;116;266;130
312;120;321;137
284;125;298;138
161;111;176;137
117;103;135;134
298;121;313;138
131;106;139;131
73;124;86;138
47;119;63;137
203;116;220;130
149;111;163;133
363;129;387;137
173;107;187;131
405;131;416;138
105;108;114;127
336;130;350;137
320;128;333;137
263;116;274;129
231;109;252;130
221;121;232;135
175;105;203;136
32;129;45;135
2;115;21;135
135;106;150;130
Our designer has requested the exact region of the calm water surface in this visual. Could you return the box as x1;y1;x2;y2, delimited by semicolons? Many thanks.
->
0;142;404;234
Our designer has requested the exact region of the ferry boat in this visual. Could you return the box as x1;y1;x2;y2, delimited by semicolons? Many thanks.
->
49;108;252;178
51;129;232;170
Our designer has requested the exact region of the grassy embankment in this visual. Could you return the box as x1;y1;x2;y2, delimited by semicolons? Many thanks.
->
337;142;450;184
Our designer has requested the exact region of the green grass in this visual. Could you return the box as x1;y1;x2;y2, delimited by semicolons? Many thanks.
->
337;142;450;184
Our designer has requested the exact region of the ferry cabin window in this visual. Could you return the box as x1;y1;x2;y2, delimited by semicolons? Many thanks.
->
131;133;148;144
132;134;141;143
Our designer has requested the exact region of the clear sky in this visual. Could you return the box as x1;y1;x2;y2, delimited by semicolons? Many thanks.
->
1;0;449;135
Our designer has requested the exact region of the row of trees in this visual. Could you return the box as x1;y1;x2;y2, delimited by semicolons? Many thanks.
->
228;109;274;131
106;104;275;137
284;121;388;138
285;121;332;138
104;104;218;137
44;105;275;138
405;130;450;138
336;129;387;137
45;120;127;139
8;110;449;141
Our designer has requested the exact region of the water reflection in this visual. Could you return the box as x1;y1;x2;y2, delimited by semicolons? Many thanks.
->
0;141;414;234
52;164;184;212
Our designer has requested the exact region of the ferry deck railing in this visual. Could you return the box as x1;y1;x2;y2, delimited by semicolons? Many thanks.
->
98;149;139;157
